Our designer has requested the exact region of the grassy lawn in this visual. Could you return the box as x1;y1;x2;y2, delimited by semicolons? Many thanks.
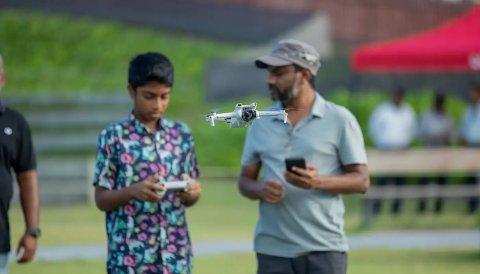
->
8;248;480;274
9;179;480;246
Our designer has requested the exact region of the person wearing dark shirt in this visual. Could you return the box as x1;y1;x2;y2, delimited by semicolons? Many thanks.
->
0;54;40;274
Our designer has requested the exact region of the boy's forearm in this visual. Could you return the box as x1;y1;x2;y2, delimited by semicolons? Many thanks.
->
95;186;134;211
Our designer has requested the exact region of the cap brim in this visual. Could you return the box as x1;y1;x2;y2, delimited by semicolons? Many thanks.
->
255;55;292;69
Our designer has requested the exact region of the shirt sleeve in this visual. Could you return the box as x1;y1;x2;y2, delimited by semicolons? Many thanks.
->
185;133;200;179
240;126;260;166
338;109;368;165
92;128;117;190
13;114;36;173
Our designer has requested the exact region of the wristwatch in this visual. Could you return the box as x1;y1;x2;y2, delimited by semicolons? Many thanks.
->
25;228;41;239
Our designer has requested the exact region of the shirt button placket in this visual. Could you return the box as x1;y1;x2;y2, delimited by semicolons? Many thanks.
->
286;126;293;155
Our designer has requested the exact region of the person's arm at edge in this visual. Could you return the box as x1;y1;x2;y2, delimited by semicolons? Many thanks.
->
238;162;263;200
16;169;39;263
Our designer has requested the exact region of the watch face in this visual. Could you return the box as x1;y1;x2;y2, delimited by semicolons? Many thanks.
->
26;228;41;238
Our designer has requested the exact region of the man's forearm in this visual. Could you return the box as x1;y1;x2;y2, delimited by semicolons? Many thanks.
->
314;172;370;194
238;176;263;200
17;170;40;229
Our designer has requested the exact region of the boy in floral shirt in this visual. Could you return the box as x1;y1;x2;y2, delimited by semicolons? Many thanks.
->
93;52;201;274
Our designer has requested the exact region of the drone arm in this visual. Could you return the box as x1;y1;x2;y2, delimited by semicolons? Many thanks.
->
209;116;215;126
257;110;281;116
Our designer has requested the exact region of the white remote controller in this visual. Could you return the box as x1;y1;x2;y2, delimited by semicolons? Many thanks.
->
162;180;193;192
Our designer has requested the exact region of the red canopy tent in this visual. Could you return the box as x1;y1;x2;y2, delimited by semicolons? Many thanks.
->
351;5;480;73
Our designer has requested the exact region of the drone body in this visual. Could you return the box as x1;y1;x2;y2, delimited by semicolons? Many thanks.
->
205;102;288;128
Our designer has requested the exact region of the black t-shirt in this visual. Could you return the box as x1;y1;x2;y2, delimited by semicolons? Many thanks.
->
0;101;36;253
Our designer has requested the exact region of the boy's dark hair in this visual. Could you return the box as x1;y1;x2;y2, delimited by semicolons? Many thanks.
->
128;52;174;90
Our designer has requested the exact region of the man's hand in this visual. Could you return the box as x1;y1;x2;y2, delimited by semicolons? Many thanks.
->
129;175;165;202
260;180;285;203
16;234;37;263
284;163;320;189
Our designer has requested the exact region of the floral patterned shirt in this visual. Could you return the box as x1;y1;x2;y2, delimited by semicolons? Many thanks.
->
93;113;199;274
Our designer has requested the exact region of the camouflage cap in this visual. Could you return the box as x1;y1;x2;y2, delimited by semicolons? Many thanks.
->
255;39;321;75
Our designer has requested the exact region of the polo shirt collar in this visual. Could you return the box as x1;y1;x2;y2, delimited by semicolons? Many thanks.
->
311;92;326;118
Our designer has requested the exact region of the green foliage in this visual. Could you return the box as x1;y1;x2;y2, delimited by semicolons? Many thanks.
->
0;9;240;112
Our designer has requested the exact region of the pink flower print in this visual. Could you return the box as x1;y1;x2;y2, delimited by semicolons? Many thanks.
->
139;170;148;179
150;265;158;272
138;233;148;241
178;228;187;237
150;163;159;172
129;133;140;141
172;129;179;137
168;234;176;242
165;143;173;151
158;165;166;176
150;215;158;224
141;222;148;230
124;205;135;216
123;255;134;266
120;153;132;164
165;134;171;141
167;244;177;253
163;266;171;274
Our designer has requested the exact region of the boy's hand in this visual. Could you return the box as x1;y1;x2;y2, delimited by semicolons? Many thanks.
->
130;175;165;202
177;174;201;206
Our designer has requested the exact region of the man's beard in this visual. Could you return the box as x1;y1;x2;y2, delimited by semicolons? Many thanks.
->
269;84;299;104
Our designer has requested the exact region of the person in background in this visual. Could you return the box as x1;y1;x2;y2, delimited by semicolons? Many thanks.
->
417;91;455;214
238;39;369;274
93;52;201;274
0;54;41;274
459;83;480;214
368;87;417;215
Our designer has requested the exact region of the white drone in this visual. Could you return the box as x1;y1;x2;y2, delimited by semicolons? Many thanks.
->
205;102;288;128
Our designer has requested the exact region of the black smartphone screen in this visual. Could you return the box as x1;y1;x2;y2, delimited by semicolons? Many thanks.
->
285;157;306;174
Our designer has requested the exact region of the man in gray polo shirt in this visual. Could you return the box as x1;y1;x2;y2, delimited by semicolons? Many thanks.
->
238;39;370;274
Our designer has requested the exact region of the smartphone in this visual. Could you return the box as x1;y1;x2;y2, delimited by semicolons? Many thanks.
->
285;157;306;175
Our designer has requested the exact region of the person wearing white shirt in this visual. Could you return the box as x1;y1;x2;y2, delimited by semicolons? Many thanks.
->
459;84;480;213
368;87;417;215
417;92;455;214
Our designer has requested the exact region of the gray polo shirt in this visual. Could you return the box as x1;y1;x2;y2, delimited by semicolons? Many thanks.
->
241;92;367;257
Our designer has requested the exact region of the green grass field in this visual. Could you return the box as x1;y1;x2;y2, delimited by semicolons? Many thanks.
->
8;249;480;274
9;179;480;246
